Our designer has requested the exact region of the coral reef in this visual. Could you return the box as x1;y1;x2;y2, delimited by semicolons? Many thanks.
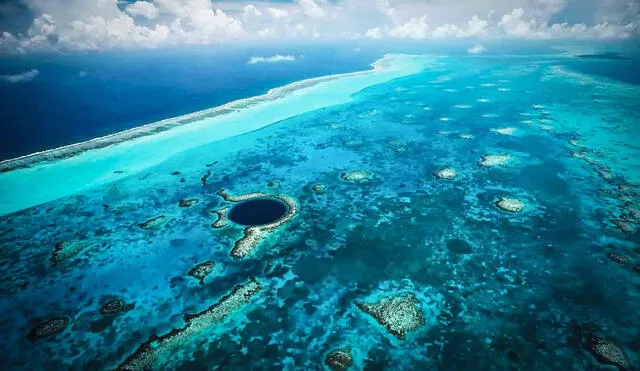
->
211;207;229;229
495;198;525;213
434;168;457;180
138;216;169;230
478;154;511;168
587;335;630;371
217;189;297;259
312;184;327;193
324;346;353;371
612;220;636;235
27;316;69;342
50;239;100;266
340;170;374;183
100;299;126;316
178;199;199;208
490;127;517;136
188;261;215;284
356;292;425;340
200;171;211;186
607;253;628;265
117;279;263;370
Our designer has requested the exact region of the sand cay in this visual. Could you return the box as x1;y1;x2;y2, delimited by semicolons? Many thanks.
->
0;54;428;217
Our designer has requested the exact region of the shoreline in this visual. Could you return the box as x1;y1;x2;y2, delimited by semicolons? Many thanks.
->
0;55;398;174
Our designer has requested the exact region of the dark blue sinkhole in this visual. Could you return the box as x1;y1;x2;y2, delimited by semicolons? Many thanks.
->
227;198;289;226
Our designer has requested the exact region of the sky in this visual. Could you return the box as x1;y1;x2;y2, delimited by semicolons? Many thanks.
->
0;0;638;53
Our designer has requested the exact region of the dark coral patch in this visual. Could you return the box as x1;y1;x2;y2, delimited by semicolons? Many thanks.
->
325;347;353;371
587;335;630;371
178;199;199;208
138;215;168;229
27;316;69;342
446;239;473;254
100;299;126;316
188;261;215;284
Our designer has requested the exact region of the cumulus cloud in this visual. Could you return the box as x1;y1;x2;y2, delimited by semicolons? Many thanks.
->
0;0;637;53
365;27;382;39
1;69;39;83
247;54;296;65
467;44;487;54
126;1;159;20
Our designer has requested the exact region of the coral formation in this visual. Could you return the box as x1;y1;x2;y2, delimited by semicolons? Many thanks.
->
138;216;169;230
27;316;69;342
178;199;199;208
100;299;126;316
434;168;457;180
478;154;512;168
211;207;229;229
312;184;327;193
118;279;263;370
606;253;628;265
490;127;517;136
356;292;425;340
218;189;297;259
50;239;100;266
188;261;215;284
340;170;374;183
495;198;525;213
587;335;630;371
324;347;353;371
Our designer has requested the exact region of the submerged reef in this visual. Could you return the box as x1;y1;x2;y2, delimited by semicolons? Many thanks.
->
118;279;263;370
188;261;215;284
478;154;512;168
217;189;297;259
211;207;229;229
495;197;525;213
27;316;69;342
340;170;374;183
50;239;101;266
434;168;457;180
588;335;630;370
178;199;199;208
138;215;169;230
356;292;425;340
324;347;353;371
312;184;327;193
490;127;517;136
100;299;126;316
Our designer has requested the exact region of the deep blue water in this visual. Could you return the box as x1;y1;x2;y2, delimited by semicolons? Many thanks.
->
0;45;377;160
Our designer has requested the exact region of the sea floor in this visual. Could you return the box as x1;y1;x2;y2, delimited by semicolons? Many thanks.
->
1;55;639;370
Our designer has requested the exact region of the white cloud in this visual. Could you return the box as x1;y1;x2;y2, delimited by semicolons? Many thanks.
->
247;54;296;65
365;27;382;39
467;44;487;54
126;1;159;20
1;69;39;83
297;0;325;18
267;7;289;20
389;16;429;39
0;0;638;53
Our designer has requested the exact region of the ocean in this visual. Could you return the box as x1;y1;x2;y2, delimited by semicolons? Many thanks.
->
0;43;639;370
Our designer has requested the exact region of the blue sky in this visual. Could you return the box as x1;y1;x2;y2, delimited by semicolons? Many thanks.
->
0;0;638;53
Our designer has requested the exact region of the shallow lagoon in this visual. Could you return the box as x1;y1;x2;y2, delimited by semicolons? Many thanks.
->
0;54;639;370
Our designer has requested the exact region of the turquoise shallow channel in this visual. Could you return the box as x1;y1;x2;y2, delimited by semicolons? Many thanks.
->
0;53;639;370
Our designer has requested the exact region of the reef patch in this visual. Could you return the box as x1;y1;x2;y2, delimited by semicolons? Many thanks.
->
434;168;457;180
355;292;425;340
27;316;69;342
211;207;229;229
495;197;525;213
138;215;169;230
324;346;353;371
218;189;297;259
100;299;127;316
188;261;215;284
340;170;374;183
50;239;101;266
117;279;263;370
178;199;199;208
587;335;630;371
478;154;512;168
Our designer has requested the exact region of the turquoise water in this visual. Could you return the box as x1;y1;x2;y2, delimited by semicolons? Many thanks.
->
0;54;639;370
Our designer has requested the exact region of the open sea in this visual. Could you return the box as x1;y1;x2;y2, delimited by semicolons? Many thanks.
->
0;42;639;370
